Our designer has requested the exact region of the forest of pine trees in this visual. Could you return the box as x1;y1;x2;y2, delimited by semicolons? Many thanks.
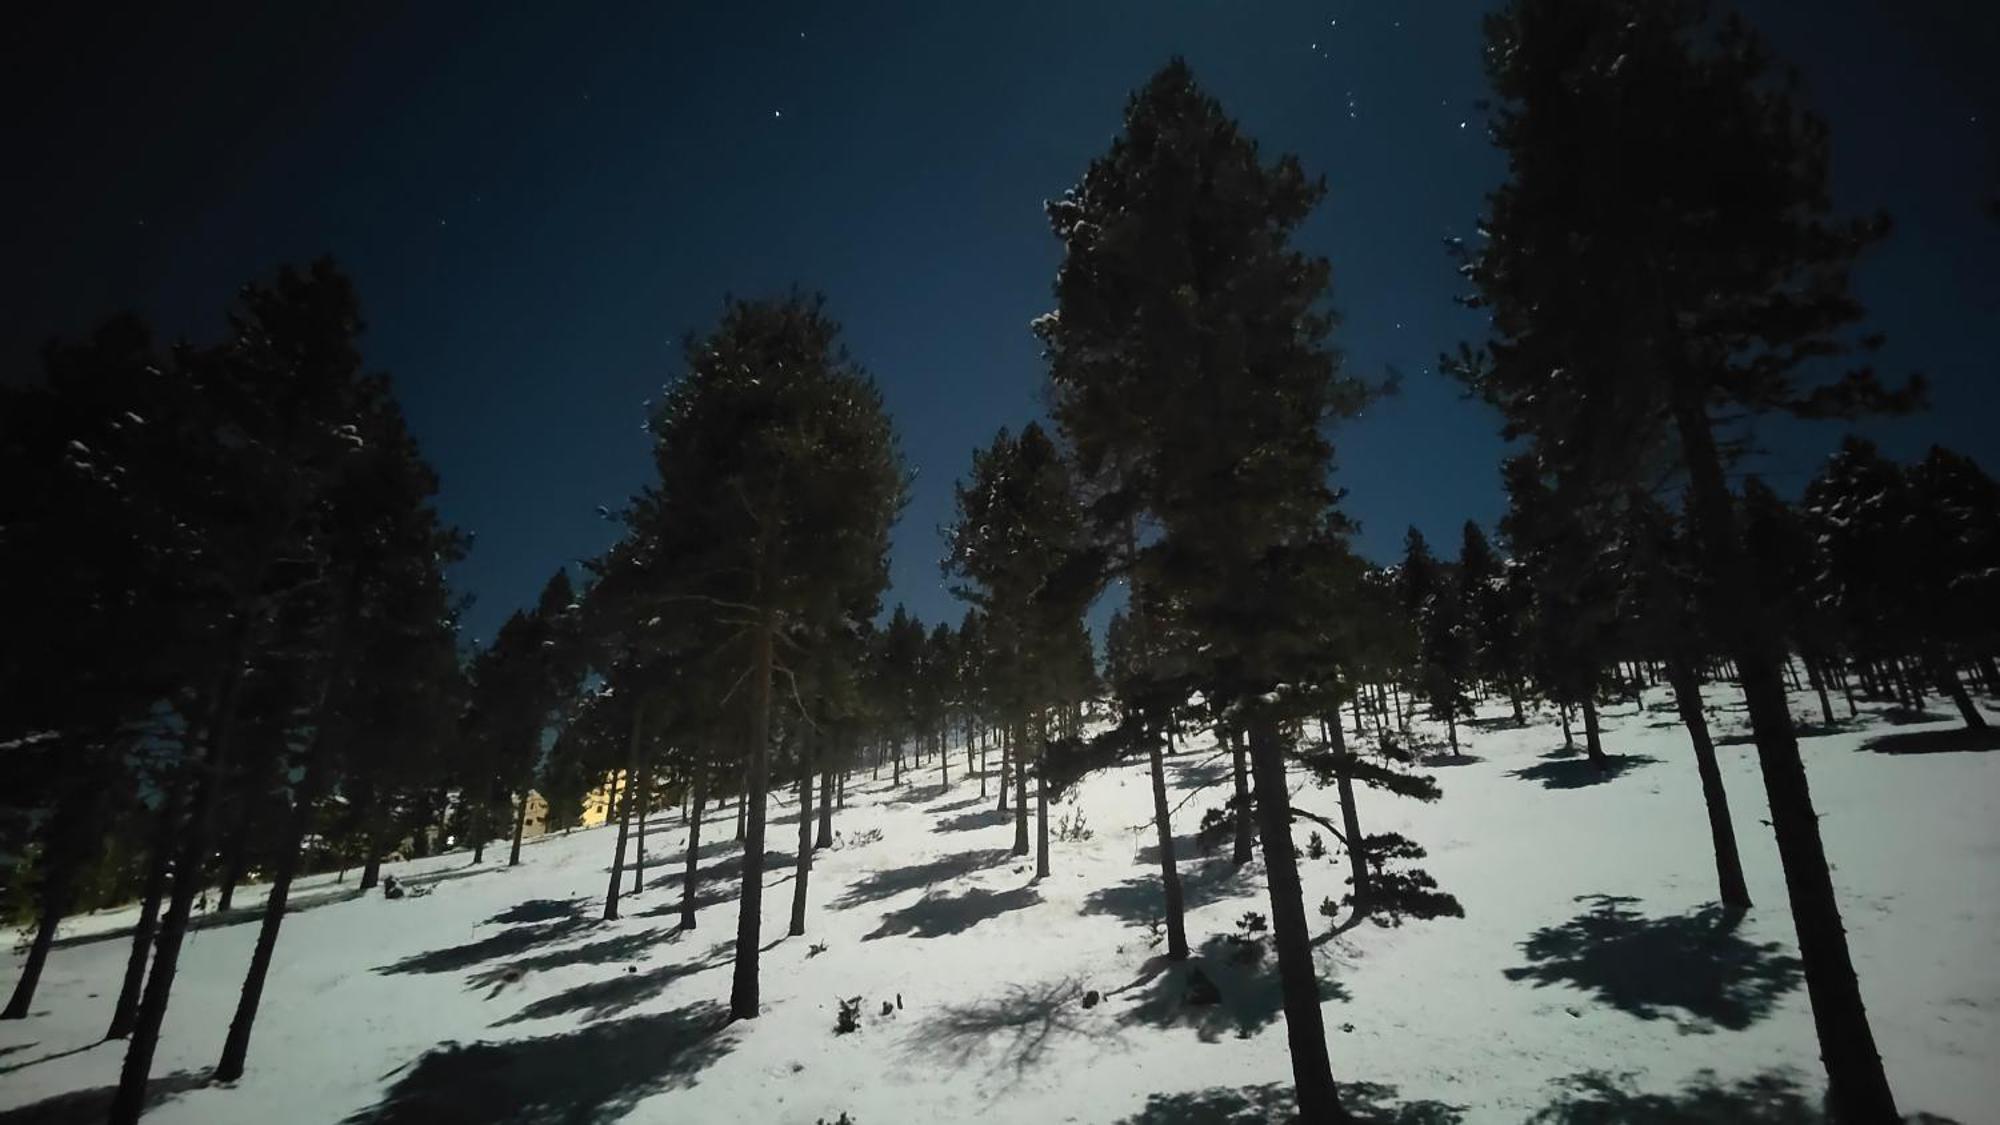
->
2;4;1994;1123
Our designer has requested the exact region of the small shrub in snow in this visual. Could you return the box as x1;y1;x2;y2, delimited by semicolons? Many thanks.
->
807;941;829;959
835;996;862;1035
1306;831;1327;860
1053;806;1092;842
850;827;884;847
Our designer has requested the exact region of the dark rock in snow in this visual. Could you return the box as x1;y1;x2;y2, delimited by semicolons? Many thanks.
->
1082;990;1101;1009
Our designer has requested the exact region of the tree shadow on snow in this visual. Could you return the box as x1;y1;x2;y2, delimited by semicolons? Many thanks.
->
484;898;587;926
643;847;788;894
1507;755;1659;790
375;914;596;976
865;885;1041;941
1524;1067;1959;1123
927;793;991;816
1114;1080;1463;1124
1083;857;1254;925
1861;727;2000;756
916;976;1093;1075
467;927;675;992
0;1070;207;1125
495;946;734;1026
932;806;1012;834
1171;761;1232;791
1116;934;1348;1043
343;1001;734;1125
829;847;1012;910
1504;895;1800;1031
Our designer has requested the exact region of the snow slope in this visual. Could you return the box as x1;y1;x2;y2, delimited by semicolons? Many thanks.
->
1;685;1994;1124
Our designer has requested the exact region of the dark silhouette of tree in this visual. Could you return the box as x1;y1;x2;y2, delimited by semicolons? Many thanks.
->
1038;58;1369;1122
1453;4;1923;1116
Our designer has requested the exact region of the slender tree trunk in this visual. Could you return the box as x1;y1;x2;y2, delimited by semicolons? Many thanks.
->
815;751;835;851
1325;717;1369;922
1932;653;1987;730
1581;696;1605;772
1;852;75;1020
1672;380;1899;1124
359;852;382;893
215;801;255;913
632;749;650;896
939;721;949;788
730;615;777;1021
1230;730;1254;866
1034;762;1051;880
996;728;1010;813
1146;731;1189;959
1806;659;1835;726
108;804;177;1040
978;722;989;799
789;726;815;937
680;772;706;930
112;637;253;1125
508;774;530;868
1668;659;1752;910
1011;721;1030;856
605;705;645;922
734;771;746;842
214;741;328;1082
1247;715;1350;1122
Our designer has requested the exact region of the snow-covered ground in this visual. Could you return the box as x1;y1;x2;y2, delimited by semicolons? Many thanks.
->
2;686;1995;1124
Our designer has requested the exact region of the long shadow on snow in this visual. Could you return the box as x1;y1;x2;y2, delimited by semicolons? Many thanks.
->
932;806;1012;834
1525;1067;1963;1124
375;913;595;976
1508;755;1659;790
1116;933;1348;1043
1861;726;2000;756
343;1001;734;1125
865;885;1041;941
496;944;734;1026
830;847;1012;910
468;927;674;991
1083;857;1254;925
1114;1080;1463;1124
1170;761;1231;791
485;898;587;926
0;1071;208;1125
1503;895;1800;1031
643;847;789;894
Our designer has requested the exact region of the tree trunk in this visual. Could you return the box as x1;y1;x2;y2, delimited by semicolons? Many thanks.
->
631;749;650;896
790;727;815;937
680;772;706;930
1560;703;1574;751
1011;721;1030;856
112;637;253;1125
1580;695;1606;772
730;615;777;1021
1247;715;1350;1123
508;775;531;868
1230;730;1254;866
215;800;255;913
214;737;329;1082
1;856;74;1020
1667;659;1752;911
1034;763;1051;881
108;804;177;1040
605;704;645;922
1806;659;1835;726
815;750;835;851
359;852;382;893
1671;379;1899;1124
1147;733;1189;959
1933;654;1988;730
995;728;1010;813
1326;718;1369;922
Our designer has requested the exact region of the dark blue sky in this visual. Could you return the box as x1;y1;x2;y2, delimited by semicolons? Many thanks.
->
6;2;1994;647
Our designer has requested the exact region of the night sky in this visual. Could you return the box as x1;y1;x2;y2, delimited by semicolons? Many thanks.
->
6;2;1994;647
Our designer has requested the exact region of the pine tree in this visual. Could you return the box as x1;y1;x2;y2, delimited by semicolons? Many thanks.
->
1038;59;1367;1121
1455;5;1921;1116
643;294;903;1021
944;422;1096;882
